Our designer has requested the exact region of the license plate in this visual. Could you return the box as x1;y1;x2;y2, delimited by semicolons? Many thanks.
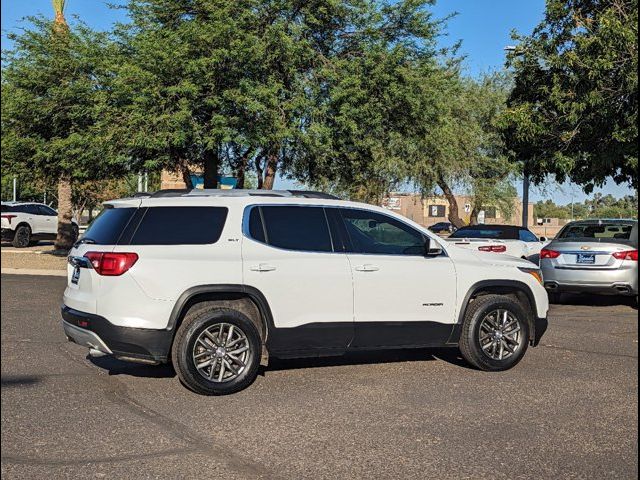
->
71;266;81;284
576;253;595;264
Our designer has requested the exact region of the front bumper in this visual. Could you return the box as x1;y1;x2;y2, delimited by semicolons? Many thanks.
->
61;306;173;363
1;228;15;240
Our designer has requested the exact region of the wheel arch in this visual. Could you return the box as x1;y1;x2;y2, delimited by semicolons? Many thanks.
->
452;280;539;345
167;284;274;343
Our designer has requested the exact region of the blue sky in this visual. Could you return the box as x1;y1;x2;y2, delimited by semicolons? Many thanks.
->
1;1;635;204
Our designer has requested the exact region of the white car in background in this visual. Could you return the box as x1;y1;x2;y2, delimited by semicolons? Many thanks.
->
445;224;548;262
1;202;79;248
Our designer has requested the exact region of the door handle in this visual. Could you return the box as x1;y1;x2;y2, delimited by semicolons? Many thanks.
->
249;263;276;272
354;264;380;272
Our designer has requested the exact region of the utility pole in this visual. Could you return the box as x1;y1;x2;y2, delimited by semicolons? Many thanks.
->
144;172;149;192
13;177;17;202
138;173;143;192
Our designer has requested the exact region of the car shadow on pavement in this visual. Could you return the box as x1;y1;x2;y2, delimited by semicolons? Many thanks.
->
551;293;637;309
263;347;471;374
88;355;176;378
1;375;41;388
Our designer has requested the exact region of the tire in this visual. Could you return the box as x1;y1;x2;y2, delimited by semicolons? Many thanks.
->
171;307;261;395
459;294;530;372
11;225;31;248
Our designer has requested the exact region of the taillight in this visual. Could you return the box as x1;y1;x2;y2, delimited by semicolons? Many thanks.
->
612;250;638;261
540;248;561;259
84;252;138;276
1;214;17;224
478;245;507;253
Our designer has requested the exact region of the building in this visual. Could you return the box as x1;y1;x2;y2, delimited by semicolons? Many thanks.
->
382;193;535;229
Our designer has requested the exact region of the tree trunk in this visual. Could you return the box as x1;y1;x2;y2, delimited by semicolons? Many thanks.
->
55;172;75;251
203;149;219;189
180;161;194;189
469;207;479;225
235;154;249;189
263;154;277;190
437;175;465;228
255;156;264;189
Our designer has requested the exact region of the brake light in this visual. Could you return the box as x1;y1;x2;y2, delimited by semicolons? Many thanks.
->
84;252;138;276
1;214;17;224
612;250;638;261
478;245;507;253
540;248;561;259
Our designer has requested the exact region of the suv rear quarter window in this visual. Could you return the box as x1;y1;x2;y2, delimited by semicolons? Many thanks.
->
130;206;228;245
82;207;137;245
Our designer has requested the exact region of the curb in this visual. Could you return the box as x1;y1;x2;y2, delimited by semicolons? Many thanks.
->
1;268;66;277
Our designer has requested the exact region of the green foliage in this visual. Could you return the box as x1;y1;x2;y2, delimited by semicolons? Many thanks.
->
1;17;127;182
534;193;638;219
501;0;638;192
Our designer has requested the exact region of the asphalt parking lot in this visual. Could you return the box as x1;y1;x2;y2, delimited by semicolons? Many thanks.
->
1;274;637;479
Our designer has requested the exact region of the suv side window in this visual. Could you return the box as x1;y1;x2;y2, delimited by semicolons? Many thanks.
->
519;229;539;242
23;205;40;215
130;207;228;245
338;208;425;255
37;205;56;216
254;206;333;253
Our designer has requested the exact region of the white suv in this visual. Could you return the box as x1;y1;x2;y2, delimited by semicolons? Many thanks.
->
1;202;79;247
61;189;549;395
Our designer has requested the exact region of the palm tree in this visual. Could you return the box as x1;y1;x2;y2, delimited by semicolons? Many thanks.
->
52;0;75;251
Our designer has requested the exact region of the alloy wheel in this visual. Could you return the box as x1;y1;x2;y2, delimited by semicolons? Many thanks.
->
192;322;251;382
478;309;522;361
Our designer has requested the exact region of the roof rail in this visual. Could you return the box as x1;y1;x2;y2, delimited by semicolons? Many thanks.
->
144;188;340;200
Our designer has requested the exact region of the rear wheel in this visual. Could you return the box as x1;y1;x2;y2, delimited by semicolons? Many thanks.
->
459;295;530;371
12;225;31;248
172;307;261;395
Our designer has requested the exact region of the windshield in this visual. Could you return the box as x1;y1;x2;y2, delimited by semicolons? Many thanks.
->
449;228;516;240
557;221;638;245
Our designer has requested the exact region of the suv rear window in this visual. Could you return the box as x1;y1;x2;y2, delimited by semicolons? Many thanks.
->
130;206;228;245
557;221;638;244
82;207;137;245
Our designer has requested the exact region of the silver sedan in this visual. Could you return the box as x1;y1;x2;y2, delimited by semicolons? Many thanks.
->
540;219;638;301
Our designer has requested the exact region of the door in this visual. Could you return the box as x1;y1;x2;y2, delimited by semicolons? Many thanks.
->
37;205;58;234
242;205;354;355
23;204;45;234
333;207;458;348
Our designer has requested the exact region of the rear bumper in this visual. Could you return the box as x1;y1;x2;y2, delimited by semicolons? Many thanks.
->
541;262;638;296
61;305;173;363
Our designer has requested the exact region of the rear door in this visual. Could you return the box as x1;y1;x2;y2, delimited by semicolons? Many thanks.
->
241;205;354;354
333;207;457;348
36;205;58;234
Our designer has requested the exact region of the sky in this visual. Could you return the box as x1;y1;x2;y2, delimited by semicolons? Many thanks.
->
1;0;636;204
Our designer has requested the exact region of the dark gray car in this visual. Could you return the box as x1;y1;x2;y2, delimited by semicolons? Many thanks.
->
540;219;638;300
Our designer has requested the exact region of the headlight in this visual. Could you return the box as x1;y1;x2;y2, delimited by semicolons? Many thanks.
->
518;267;543;285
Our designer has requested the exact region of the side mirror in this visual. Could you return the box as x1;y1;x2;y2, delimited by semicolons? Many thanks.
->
424;237;443;256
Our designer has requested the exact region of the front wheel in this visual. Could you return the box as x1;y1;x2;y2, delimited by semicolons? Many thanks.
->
459;295;530;371
12;225;31;248
171;308;261;395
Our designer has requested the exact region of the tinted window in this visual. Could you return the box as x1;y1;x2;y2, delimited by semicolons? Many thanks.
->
82;207;137;245
557;221;638;245
259;206;333;252
37;205;57;216
130;207;228;245
340;209;425;255
519;229;539;242
248;207;266;243
450;227;518;240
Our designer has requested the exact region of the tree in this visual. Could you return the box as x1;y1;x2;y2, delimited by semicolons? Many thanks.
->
501;0;638;192
1;6;115;250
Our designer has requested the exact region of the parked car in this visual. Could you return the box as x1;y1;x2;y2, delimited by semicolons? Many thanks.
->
61;189;548;395
445;224;548;261
540;219;638;301
1;202;79;248
428;222;457;235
